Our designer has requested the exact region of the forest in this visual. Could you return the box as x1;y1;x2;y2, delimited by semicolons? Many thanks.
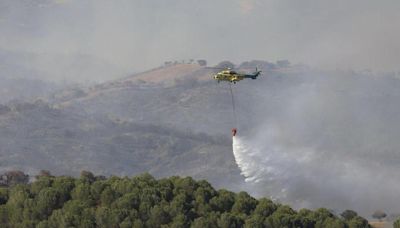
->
0;171;378;228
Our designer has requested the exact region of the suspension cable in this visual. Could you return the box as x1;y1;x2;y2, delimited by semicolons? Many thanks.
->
229;83;237;126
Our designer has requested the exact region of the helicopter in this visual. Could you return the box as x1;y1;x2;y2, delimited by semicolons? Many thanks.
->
213;68;262;83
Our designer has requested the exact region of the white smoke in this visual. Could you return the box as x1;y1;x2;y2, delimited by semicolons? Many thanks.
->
232;134;319;204
2;0;400;82
232;72;400;215
233;132;400;214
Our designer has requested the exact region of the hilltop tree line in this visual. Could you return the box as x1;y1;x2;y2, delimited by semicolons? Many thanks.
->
164;59;207;66
0;171;374;228
162;59;293;70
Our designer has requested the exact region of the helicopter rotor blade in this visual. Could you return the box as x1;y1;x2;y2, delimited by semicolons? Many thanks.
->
205;67;232;70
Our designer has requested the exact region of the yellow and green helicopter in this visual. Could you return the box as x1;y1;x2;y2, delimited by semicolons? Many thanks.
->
213;68;262;83
210;67;262;136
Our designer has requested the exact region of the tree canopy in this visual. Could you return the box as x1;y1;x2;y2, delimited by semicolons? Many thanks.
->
394;218;400;228
0;172;371;228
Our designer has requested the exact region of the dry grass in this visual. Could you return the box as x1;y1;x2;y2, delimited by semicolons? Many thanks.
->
369;221;391;228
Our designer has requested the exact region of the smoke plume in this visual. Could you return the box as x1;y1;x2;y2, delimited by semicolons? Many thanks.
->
232;70;400;216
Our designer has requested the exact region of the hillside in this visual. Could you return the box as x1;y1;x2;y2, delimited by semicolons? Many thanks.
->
0;63;257;191
0;61;302;191
0;100;240;188
120;63;204;84
2;61;400;216
53;62;280;135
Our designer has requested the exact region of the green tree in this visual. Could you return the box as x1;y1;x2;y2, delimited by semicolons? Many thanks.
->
111;177;137;195
146;205;171;227
170;193;192;217
191;215;218;228
341;209;358;220
0;173;374;228
0;205;8;227
321;217;347;228
52;176;75;202
394;218;400;228
266;205;297;228
6;185;30;224
158;178;174;202
47;200;94;228
71;182;93;205
31;176;53;195
132;219;145;228
173;176;198;196
100;186;116;207
253;198;277;217
35;187;61;219
0;188;8;205
95;206;115;228
210;189;235;212
216;61;235;70
170;213;187;228
347;216;370;228
119;217;132;228
80;170;95;183
313;208;336;228
114;192;140;210
244;214;264;228
218;212;244;228
231;192;257;215
197;59;207;66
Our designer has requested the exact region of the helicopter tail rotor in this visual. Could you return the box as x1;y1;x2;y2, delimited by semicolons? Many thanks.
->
253;67;262;78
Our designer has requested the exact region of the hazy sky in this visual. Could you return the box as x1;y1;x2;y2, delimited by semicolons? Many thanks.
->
1;0;399;80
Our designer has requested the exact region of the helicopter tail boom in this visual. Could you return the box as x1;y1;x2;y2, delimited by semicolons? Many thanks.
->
244;68;262;79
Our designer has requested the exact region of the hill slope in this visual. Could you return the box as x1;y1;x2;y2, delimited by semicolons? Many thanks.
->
3;62;400;215
0;101;240;188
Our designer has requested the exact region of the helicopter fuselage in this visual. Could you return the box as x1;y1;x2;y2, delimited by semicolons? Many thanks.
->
213;69;260;83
